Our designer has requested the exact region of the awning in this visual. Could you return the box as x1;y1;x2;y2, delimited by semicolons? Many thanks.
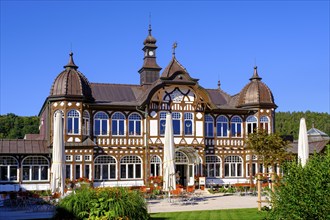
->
176;147;201;164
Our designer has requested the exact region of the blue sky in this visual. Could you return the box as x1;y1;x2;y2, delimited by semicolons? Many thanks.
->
1;1;329;116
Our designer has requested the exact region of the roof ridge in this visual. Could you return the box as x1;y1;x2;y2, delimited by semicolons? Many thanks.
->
91;82;141;87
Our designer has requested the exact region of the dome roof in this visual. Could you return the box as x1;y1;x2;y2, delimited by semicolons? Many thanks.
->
236;66;277;109
143;25;157;45
50;53;93;101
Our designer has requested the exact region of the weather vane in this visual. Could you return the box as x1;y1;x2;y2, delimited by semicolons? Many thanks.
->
172;41;178;56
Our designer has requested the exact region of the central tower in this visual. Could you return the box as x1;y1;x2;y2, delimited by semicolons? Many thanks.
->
138;24;161;86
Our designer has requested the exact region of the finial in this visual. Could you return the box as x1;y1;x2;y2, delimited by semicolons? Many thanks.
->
250;65;261;81
64;52;78;69
217;80;221;90
172;41;178;57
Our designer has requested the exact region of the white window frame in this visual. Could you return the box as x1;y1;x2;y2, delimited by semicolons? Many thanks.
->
94;155;117;180
67;109;80;135
0;156;19;182
120;156;142;179
22;156;49;182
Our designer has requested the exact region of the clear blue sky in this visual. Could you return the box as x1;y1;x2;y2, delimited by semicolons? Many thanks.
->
1;1;329;116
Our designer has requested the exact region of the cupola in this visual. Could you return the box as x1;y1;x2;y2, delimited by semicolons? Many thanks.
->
236;66;277;109
49;52;93;101
139;24;161;86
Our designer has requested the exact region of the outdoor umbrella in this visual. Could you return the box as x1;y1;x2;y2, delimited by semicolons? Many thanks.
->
51;111;66;195
298;117;309;167
163;112;176;196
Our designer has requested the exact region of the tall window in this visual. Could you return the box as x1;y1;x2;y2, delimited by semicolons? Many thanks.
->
231;116;242;137
0;156;18;182
65;164;71;180
246;155;258;177
120;156;142;179
159;112;167;135
260;116;269;133
22;156;49;181
224;156;243;177
94;112;109;136
128;113;141;136
67;110;80;134
150;155;161;177
112;112;125;136
83;110;90;136
184;112;193;135
217;115;228;137
172;112;181;135
94;155;116;180
206;156;221;177
204;115;214;137
247;116;258;134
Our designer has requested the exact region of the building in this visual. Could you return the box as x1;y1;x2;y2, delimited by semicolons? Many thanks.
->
0;26;279;192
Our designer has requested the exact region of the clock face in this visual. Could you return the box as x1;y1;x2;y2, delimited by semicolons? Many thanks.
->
148;50;154;56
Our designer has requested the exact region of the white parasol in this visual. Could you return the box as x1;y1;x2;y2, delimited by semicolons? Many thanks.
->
51;111;66;195
163;112;176;196
298;117;309;167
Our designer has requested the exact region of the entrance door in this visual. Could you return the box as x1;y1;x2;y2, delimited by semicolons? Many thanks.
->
175;164;185;186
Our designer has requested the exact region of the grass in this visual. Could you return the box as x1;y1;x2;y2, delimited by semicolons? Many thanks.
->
150;208;266;220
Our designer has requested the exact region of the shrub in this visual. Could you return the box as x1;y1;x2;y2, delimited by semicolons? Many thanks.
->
54;187;149;220
267;146;330;220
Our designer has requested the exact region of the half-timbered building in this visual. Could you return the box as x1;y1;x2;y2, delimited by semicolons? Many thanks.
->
1;26;284;191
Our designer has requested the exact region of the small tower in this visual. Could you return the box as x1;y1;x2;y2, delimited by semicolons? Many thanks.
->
138;24;161;86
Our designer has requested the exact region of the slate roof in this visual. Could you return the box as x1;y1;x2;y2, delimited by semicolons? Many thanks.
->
0;140;49;154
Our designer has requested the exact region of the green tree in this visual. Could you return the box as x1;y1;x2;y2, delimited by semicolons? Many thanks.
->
246;130;292;170
267;146;330;220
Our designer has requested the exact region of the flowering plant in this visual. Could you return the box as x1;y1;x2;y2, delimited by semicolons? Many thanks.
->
149;176;163;184
75;177;92;183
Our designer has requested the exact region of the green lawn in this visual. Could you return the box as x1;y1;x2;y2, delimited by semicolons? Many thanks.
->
150;208;267;220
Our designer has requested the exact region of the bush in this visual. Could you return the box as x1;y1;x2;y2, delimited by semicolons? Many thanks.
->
54;187;149;220
267;146;330;220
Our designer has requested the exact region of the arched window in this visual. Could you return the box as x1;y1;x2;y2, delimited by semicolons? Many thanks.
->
94;155;117;180
247;116;258;134
22;156;49;181
231;116;242;137
112;112;125;136
204;115;214;137
128;113;141;136
175;151;188;164
184;112;193;135
94;112;109;136
120;156;142;179
0;156;18;182
150;155;162;177
159;112;167;135
217;115;228;137
67;109;80;135
260;116;269;133
83;110;90;136
224;156;243;177
206;156;221;177
172;112;182;135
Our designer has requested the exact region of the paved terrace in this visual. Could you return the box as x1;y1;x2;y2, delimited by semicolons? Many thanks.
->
0;190;266;219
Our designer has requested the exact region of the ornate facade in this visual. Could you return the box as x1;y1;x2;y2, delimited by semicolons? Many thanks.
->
0;26;280;191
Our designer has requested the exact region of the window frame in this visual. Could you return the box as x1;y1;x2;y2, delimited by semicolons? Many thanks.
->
216;115;228;137
112;112;126;136
67;109;80;135
0;156;19;182
128;113;142;136
22;156;49;182
94;111;109;136
120;156;142;179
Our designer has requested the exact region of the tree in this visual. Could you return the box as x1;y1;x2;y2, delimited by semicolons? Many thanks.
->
267;146;330;220
246;130;292;184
